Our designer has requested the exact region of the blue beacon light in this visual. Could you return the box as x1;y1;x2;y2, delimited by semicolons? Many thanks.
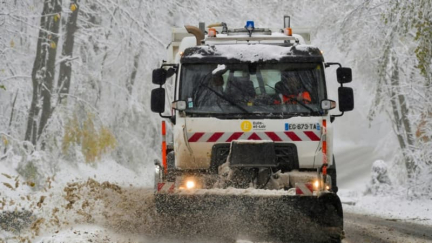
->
245;21;255;30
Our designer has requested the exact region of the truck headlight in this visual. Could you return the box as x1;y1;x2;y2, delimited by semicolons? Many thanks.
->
313;180;320;189
186;180;196;189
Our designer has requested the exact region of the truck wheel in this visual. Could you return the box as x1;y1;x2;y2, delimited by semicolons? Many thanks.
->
328;156;338;193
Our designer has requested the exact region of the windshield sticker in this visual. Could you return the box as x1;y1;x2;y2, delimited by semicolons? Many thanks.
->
285;123;320;131
187;97;193;108
241;121;252;132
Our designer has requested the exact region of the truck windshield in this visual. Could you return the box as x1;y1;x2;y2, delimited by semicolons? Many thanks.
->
180;63;326;118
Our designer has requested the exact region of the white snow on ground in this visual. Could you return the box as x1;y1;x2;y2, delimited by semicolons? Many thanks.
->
339;189;432;225
334;144;432;226
0;157;151;242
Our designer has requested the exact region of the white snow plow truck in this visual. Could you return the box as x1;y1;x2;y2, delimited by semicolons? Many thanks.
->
150;17;354;243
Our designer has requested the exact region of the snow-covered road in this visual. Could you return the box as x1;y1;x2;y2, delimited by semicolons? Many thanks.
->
335;145;379;190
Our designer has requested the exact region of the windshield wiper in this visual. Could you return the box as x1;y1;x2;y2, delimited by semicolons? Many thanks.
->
191;73;251;114
200;84;251;113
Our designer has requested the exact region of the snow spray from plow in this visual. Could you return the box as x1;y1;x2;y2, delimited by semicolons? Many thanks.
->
155;191;343;243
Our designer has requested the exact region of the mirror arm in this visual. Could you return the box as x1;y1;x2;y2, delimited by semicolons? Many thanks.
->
159;113;172;119
330;112;344;123
324;62;342;68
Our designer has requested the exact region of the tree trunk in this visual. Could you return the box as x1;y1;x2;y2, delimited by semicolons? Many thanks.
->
58;0;80;103
372;6;417;179
126;53;140;95
388;55;416;178
25;0;62;147
25;0;50;143
38;0;62;144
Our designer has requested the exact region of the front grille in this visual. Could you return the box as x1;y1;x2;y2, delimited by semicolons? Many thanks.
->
274;144;299;172
210;143;299;173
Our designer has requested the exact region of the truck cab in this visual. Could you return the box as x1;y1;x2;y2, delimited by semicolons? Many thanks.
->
151;20;354;192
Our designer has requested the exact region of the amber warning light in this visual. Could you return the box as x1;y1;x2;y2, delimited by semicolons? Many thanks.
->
284;15;292;36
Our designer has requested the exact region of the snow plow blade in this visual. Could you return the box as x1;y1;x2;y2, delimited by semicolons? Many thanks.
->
155;191;343;243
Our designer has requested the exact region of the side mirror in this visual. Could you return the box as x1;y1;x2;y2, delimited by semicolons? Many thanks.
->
151;88;165;113
338;87;354;112
321;99;336;111
152;68;167;85
172;100;186;111
336;67;352;84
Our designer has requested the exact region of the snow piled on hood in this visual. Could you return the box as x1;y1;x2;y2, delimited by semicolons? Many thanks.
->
190;44;317;62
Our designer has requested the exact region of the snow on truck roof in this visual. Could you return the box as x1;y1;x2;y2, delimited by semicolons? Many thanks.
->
181;44;324;64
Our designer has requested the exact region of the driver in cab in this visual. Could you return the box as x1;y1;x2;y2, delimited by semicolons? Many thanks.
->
274;74;311;105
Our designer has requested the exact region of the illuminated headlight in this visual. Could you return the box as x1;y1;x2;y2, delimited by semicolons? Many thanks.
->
178;177;201;190
186;180;196;189
313;180;320;190
312;180;331;191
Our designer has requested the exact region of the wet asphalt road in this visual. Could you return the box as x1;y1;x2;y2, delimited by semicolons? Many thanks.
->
343;212;432;243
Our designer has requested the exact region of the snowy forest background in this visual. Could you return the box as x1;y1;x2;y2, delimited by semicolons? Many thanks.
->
0;0;431;203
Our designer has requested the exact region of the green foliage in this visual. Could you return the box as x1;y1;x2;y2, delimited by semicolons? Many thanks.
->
0;84;5;90
413;17;431;77
17;161;40;187
383;2;432;79
62;112;117;163
398;2;431;79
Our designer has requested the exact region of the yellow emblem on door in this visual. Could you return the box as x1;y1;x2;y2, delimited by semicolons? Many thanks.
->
241;121;252;132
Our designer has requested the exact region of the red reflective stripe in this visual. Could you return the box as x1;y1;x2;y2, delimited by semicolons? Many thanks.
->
322;119;328;176
188;132;205;142
161;121;166;136
226;132;243;142
162;141;167;174
304;131;320;141
161;121;167;174
285;131;301;141
248;133;261;140
295;183;314;195
157;183;165;191
168;183;175;193
207;132;224;142
265;132;282;141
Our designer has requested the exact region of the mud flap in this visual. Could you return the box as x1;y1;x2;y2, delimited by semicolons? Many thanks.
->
155;192;343;243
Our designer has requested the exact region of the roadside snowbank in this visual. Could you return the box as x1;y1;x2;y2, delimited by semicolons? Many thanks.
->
0;157;152;242
340;189;432;225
